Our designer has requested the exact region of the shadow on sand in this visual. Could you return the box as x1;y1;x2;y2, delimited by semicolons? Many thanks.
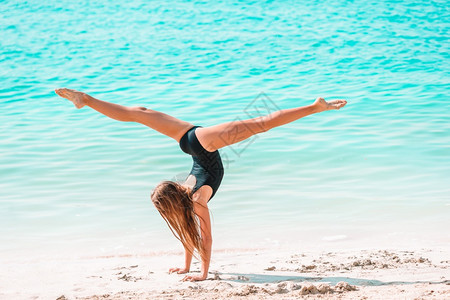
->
219;273;449;287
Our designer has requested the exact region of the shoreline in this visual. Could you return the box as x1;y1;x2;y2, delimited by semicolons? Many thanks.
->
2;246;449;299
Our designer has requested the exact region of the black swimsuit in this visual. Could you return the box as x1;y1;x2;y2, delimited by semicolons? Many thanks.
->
179;126;224;201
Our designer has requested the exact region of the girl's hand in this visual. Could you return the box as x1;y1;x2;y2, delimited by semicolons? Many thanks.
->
169;267;189;274
182;274;207;282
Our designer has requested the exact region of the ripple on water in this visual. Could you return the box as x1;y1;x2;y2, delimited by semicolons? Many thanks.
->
1;0;449;257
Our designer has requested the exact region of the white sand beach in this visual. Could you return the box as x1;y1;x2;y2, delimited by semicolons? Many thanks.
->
1;246;449;299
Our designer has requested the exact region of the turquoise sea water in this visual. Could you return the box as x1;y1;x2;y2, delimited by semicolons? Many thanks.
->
1;0;449;260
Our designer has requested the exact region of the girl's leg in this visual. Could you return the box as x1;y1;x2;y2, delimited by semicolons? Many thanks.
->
55;88;194;142
196;97;347;152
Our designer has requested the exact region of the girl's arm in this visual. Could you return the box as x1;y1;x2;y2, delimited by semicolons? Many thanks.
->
182;198;212;281
169;246;192;274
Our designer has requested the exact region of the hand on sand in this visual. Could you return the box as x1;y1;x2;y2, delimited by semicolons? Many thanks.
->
169;267;189;274
182;274;207;282
314;97;347;112
54;88;87;109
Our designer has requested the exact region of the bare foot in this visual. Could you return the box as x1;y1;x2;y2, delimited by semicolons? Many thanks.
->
55;88;88;109
314;97;347;112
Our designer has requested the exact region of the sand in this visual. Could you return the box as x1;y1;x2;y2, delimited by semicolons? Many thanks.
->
1;247;449;299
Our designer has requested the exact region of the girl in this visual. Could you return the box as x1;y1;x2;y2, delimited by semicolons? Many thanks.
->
55;88;347;281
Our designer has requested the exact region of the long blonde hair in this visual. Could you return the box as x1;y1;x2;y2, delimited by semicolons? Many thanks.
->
151;181;205;261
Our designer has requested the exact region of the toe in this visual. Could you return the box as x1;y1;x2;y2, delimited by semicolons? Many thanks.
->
55;88;63;96
55;88;71;98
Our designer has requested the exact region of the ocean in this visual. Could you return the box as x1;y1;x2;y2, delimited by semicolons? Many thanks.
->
1;0;449;260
